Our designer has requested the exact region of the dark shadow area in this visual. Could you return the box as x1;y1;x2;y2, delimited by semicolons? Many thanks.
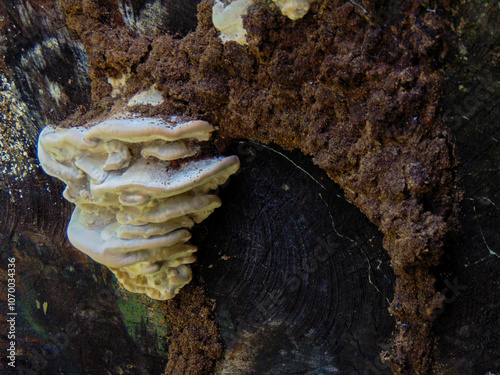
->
433;1;500;373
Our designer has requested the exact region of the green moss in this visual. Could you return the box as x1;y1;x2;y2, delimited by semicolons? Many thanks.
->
115;288;169;352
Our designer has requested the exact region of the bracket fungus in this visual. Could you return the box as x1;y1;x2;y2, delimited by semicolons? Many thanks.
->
272;0;313;20
38;116;240;300
212;0;254;45
212;0;313;46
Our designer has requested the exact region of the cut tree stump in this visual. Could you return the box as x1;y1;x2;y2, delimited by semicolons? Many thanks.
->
0;0;498;374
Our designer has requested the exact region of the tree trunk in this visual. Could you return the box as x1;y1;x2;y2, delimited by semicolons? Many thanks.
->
0;0;498;374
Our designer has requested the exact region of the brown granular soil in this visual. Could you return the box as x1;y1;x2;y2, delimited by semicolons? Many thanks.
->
160;283;223;375
59;0;461;373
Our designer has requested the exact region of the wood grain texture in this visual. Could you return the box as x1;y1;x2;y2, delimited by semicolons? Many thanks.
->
196;141;395;374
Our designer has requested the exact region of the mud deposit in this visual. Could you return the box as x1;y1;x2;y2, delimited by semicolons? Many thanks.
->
58;0;460;373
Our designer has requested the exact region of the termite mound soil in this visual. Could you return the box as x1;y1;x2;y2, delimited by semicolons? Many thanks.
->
159;282;223;375
60;0;460;373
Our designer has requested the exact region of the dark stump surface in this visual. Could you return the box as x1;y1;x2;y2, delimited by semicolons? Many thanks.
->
195;141;395;374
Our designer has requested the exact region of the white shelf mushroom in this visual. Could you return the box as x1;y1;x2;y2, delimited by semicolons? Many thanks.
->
272;0;314;20
212;0;314;46
38;116;240;300
212;0;254;45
